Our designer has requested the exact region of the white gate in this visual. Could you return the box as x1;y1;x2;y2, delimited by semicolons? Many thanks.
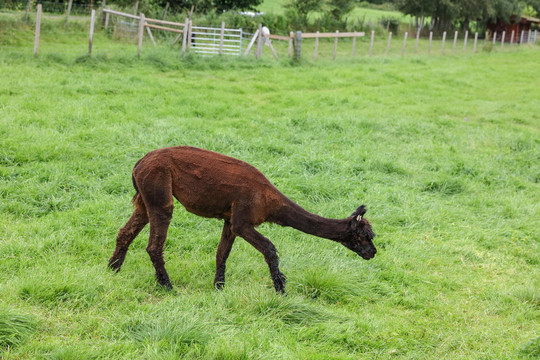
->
190;25;251;56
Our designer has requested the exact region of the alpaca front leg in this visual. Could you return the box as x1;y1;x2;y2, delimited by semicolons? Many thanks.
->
267;252;287;294
214;221;236;290
233;224;287;293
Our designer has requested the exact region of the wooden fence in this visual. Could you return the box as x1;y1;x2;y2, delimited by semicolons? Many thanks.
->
287;29;539;60
28;6;539;59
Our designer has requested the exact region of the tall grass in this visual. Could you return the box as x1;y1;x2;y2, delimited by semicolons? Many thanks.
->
0;20;539;359
0;310;38;350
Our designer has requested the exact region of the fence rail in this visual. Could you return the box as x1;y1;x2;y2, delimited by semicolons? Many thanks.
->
301;31;365;39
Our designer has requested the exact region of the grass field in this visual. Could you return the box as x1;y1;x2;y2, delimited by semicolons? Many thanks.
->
1;16;539;359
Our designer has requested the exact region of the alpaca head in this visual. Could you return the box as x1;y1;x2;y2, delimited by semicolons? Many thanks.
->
341;205;376;260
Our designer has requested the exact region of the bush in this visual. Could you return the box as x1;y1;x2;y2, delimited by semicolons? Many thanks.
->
380;16;400;34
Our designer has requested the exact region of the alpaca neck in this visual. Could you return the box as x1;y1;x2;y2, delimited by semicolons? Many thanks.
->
271;198;350;241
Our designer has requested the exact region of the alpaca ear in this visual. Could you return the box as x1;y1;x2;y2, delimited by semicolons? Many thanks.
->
351;205;367;220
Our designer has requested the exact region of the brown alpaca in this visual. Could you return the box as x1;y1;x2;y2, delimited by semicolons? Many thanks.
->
108;146;376;293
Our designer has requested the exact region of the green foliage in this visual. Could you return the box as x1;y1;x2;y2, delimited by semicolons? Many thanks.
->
213;0;263;12
284;0;355;28
284;0;324;17
125;0;263;13
326;0;355;21
379;15;400;32
393;0;540;31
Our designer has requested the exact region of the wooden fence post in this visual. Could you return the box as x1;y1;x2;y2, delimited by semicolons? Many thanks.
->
463;30;468;51
181;17;189;55
65;0;73;24
401;31;407;56
146;27;156;46
33;4;42;56
89;9;95;55
133;1;139;15
187;20;193;50
288;32;293;57
332;30;338;60
473;32;478;53
428;31;432;54
239;28;243;55
528;29;531;43
256;23;263;59
510;30;515;45
385;32;392;56
104;12;110;29
162;2;169;20
244;28;259;56
219;21;225;55
294;31;302;60
351;32;357;57
520;30;524;44
314;31;319;60
267;39;278;60
99;0;105;23
453;31;458;51
441;31;446;54
493;31;497;45
137;13;145;57
369;30;374;56
501;31;505;48
25;0;31;20
415;29;420;53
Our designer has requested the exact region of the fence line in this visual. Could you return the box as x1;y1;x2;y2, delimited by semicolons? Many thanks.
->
282;29;538;61
22;7;540;59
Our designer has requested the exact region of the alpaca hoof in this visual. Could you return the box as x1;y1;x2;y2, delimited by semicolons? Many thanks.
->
214;281;225;290
273;272;287;293
156;274;173;290
160;282;174;291
107;260;122;273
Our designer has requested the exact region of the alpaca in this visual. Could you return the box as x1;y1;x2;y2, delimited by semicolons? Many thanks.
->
108;146;376;293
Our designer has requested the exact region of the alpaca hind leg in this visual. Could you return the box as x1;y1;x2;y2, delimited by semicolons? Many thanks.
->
137;170;175;290
146;204;174;290
109;206;148;271
214;220;236;290
232;223;286;293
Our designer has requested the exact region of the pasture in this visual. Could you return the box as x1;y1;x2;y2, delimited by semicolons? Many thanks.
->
0;18;539;359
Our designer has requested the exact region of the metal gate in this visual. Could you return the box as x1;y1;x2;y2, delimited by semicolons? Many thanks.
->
190;25;251;56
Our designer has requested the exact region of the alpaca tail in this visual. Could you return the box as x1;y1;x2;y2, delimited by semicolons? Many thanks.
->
131;172;145;210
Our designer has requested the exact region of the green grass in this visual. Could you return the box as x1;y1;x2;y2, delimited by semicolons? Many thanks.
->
1;15;539;359
258;0;287;13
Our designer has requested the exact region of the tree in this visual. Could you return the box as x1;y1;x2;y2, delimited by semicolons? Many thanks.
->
326;0;355;21
394;0;538;31
159;0;261;13
284;0;325;18
213;0;262;12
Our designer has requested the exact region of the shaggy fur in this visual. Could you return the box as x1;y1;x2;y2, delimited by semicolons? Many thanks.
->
108;146;376;293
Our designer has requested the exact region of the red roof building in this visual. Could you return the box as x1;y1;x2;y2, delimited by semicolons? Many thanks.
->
487;15;539;43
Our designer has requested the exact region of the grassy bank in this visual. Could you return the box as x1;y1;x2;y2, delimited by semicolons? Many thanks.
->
0;22;539;359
